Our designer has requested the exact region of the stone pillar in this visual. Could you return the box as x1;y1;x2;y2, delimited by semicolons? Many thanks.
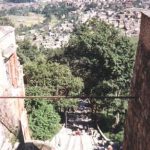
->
123;12;150;150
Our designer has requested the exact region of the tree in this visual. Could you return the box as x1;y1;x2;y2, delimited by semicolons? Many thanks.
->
55;19;136;135
29;103;60;140
16;38;84;140
17;39;40;64
23;56;83;139
24;61;84;95
60;19;135;96
25;85;61;140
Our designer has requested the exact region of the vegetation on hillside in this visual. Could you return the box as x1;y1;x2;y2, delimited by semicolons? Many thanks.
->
58;19;135;96
17;40;84;139
53;19;136;141
17;18;136;141
0;17;14;26
42;2;77;19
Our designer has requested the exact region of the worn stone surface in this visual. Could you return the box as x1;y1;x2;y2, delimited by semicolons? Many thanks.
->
123;12;150;150
0;26;30;149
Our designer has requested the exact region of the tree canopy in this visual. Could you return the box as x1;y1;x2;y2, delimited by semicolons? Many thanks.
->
24;60;84;96
17;40;84;140
17;18;136;141
59;19;135;96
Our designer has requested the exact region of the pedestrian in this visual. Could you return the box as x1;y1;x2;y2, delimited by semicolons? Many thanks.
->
107;145;113;150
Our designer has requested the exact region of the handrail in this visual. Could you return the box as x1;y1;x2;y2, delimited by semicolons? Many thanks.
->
97;124;111;142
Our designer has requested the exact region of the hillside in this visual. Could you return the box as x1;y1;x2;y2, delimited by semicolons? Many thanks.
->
0;0;145;49
0;1;150;150
3;0;35;2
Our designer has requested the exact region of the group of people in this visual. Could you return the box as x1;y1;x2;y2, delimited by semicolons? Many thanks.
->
97;142;123;150
96;144;113;150
97;144;122;150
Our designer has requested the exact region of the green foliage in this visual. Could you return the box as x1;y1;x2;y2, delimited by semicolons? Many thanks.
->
24;61;84;95
98;113;124;142
110;131;124;142
55;98;78;111
29;101;61;140
16;18;136;141
25;86;61;140
42;48;64;62
25;86;51;112
0;17;14;26
98;113;114;132
24;61;83;140
42;2;77;19
17;40;40;64
60;19;136;96
8;7;30;16
0;4;43;17
97;99;126;141
16;25;32;35
17;39;84;140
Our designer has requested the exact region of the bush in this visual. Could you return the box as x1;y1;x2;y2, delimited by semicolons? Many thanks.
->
25;87;61;140
29;101;61;140
110;131;124;142
98;113;114;132
0;17;14;26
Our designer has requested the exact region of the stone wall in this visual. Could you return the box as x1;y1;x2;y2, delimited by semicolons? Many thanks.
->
0;26;30;149
123;12;150;150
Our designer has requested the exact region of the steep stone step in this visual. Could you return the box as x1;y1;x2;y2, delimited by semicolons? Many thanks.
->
1;139;12;150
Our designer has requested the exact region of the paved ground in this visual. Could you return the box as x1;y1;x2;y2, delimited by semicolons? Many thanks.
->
50;127;95;150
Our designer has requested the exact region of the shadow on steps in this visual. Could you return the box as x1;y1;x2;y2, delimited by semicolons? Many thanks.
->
16;143;40;150
16;122;52;150
16;142;52;150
